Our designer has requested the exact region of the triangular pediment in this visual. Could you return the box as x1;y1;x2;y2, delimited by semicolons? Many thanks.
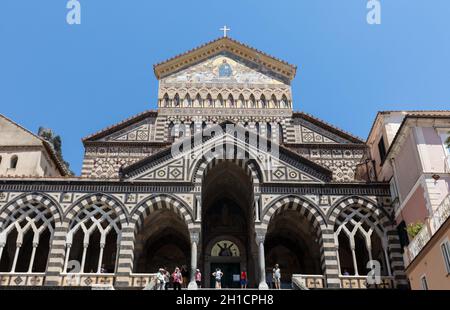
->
153;37;296;84
82;111;159;143
121;122;332;184
161;54;286;86
290;113;365;144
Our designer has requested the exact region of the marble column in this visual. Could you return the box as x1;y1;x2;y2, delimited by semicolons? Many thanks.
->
256;233;269;290
188;232;200;290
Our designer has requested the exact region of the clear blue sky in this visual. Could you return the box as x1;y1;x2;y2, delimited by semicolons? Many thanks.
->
1;1;449;175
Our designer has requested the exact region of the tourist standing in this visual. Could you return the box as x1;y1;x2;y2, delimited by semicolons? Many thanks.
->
156;268;165;290
181;265;189;288
163;267;170;290
172;267;183;290
212;268;224;289
273;264;281;289
195;269;202;288
240;269;248;289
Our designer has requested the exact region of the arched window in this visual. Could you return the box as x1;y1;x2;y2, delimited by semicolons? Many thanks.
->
183;94;191;107
216;94;224;107
0;200;55;273
271;95;278;108
194;94;201;107
206;94;213;107
65;202;122;274
162;94;169;107
280;95;288;108
248;95;256;108
173;94;180;107
227;94;234;108
259;95;267;108
238;94;245;108
334;205;390;277
10;155;18;169
0;155;2;166
190;122;195;136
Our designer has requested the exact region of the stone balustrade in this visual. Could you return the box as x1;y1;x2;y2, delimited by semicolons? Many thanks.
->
60;273;115;287
339;276;394;289
0;273;45;286
291;274;325;289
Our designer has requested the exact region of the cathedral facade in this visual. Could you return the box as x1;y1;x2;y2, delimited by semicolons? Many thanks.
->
0;37;407;289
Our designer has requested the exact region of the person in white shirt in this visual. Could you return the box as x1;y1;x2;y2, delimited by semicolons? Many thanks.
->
212;268;224;289
272;264;281;289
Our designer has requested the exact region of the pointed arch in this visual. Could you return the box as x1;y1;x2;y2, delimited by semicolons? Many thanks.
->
227;94;234;108
248;94;256;108
130;194;194;233
173;93;180;107
63;194;126;274
194;93;202;107
161;93;169;107
0;193;61;273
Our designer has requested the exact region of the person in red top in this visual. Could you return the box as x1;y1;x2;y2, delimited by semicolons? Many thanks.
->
240;269;248;289
172;267;183;290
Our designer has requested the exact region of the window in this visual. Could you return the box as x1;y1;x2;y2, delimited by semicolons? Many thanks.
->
10;155;18;169
378;137;387;161
420;275;428;290
0;155;2;166
441;240;450;274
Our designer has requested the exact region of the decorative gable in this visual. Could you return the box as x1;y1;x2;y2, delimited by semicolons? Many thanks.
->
105;122;154;142
83;113;158;143
161;54;285;86
121;123;332;184
289;113;364;145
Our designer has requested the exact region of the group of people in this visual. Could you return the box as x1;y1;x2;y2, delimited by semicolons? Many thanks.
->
154;264;282;290
154;265;189;290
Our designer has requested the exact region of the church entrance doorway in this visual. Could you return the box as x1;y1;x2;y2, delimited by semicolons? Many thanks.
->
201;161;257;288
210;262;240;288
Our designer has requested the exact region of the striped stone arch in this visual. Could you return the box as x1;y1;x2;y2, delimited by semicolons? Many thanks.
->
192;156;263;188
328;195;408;288
113;194;195;286
261;195;327;231
63;193;128;226
261;195;342;288
130;194;195;232
328;196;390;228
0;192;62;229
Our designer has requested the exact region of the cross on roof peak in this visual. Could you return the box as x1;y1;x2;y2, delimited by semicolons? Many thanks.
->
220;25;230;38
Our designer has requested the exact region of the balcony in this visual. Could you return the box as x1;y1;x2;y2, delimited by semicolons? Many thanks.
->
405;194;450;266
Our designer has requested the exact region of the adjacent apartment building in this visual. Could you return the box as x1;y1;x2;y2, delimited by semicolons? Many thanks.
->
367;111;450;290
